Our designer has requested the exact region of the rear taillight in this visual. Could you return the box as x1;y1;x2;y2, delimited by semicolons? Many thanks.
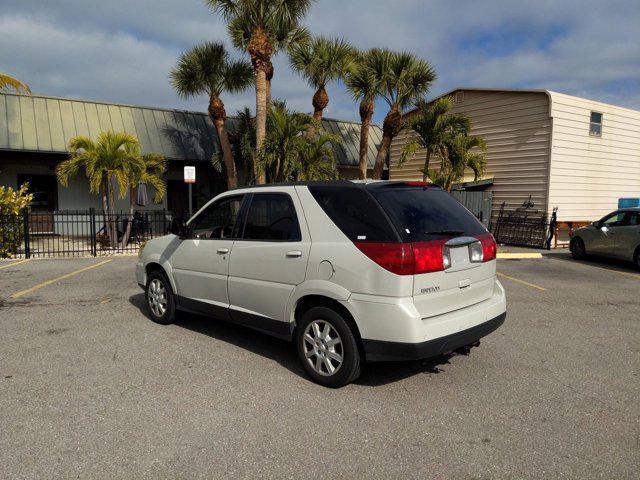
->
355;240;448;275
475;233;497;262
354;242;415;275
412;240;447;274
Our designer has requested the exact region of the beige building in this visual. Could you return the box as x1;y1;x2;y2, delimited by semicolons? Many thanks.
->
390;88;640;222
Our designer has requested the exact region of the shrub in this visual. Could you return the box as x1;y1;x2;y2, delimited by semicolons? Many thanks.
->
0;183;33;258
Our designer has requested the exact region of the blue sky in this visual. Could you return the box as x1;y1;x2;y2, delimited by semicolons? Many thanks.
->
1;0;639;123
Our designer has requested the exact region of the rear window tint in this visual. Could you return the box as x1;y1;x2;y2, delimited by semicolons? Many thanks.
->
308;186;398;242
371;186;486;242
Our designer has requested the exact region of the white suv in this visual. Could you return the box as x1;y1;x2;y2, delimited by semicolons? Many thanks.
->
136;181;506;387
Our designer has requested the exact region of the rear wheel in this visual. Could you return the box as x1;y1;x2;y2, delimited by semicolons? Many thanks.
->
295;306;361;388
145;270;176;325
571;237;586;260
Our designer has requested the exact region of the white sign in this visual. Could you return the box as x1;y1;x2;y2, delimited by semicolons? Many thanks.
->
184;166;196;184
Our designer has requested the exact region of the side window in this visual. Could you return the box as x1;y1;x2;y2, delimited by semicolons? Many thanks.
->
308;186;398;242
242;193;301;241
628;213;640;226
190;195;244;239
602;212;625;227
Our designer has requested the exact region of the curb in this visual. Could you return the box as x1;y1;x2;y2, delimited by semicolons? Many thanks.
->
496;252;544;259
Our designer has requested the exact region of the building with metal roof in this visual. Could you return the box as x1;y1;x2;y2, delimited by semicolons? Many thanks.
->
0;92;382;215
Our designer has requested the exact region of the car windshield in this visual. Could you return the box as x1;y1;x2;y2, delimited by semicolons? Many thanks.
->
371;186;487;242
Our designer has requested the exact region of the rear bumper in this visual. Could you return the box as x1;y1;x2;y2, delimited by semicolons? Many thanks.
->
363;312;506;362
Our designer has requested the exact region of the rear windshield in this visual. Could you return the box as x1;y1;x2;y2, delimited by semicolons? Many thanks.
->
371;186;486;242
308;186;399;242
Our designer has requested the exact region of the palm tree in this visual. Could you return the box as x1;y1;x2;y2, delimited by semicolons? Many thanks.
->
297;132;338;180
368;49;436;179
256;101;313;182
345;50;382;179
225;107;256;186
399;96;470;181
429;133;486;191
289;36;355;122
171;42;253;190
205;0;313;184
56;131;142;247
120;151;167;249
0;73;30;93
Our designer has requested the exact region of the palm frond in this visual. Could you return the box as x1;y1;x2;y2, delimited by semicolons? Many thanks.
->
0;74;31;93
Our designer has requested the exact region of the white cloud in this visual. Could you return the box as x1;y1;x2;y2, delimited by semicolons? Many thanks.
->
0;0;638;122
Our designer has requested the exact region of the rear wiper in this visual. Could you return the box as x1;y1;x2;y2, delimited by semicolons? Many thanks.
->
423;229;464;236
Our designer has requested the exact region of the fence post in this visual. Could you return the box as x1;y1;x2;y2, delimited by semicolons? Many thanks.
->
89;208;97;257
22;209;31;259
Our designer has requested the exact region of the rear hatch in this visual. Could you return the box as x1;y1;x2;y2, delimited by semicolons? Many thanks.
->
369;183;497;319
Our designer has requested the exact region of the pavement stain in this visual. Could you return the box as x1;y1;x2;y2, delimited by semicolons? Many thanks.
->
44;327;70;336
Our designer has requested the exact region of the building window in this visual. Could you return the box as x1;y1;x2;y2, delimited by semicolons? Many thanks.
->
454;91;465;103
589;111;602;136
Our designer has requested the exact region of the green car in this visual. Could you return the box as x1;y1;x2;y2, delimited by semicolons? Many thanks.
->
570;208;640;270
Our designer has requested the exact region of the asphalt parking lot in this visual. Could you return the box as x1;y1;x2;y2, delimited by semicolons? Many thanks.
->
0;253;638;479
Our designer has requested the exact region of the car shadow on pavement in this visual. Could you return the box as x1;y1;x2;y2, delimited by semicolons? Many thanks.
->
545;250;639;274
130;293;458;387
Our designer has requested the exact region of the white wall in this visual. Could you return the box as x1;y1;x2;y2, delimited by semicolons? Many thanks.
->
548;92;640;221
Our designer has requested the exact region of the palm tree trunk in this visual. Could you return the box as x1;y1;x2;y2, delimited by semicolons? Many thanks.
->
107;179;118;249
358;98;374;180
266;61;273;111
209;94;237;190
373;104;402;180
312;87;329;123
422;149;432;182
120;186;135;250
100;180;110;243
215;119;237;189
255;68;268;184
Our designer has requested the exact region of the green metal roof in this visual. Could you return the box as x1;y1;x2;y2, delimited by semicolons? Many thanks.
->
0;92;382;168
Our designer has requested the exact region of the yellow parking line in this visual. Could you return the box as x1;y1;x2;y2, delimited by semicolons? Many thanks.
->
0;258;32;270
11;259;113;299
497;272;547;292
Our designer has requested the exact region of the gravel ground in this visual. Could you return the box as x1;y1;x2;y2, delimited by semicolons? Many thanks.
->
0;253;638;479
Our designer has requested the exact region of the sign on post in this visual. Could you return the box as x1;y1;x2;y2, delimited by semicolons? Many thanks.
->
184;166;196;184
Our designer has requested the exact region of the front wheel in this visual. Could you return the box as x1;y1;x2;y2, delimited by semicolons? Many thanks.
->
571;237;586;260
295;307;362;388
145;270;176;325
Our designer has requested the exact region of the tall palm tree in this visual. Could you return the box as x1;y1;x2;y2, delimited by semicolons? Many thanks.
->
256;101;313;182
225;107;256;185
205;0;313;184
429;133;486;192
297;132;338;180
56;132;142;247
120;151;167;249
368;49;436;179
0;73;30;93
399;96;470;181
171;42;253;190
289;36;355;122
345;50;382;179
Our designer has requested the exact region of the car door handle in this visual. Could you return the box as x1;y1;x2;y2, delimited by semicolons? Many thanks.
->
286;250;303;258
217;247;229;254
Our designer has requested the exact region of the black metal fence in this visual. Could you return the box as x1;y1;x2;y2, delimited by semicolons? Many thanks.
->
0;209;172;258
491;200;557;249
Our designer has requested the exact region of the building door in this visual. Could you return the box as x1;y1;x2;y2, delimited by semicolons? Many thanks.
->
17;174;58;234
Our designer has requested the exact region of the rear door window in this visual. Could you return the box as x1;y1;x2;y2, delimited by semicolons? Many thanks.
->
308;186;399;242
370;185;486;242
242;193;301;241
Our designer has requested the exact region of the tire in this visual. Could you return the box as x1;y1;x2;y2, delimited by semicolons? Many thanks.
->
571;237;586;260
634;248;640;271
295;306;362;388
145;270;176;325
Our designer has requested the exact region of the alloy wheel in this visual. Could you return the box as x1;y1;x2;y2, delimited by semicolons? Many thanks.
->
303;320;344;376
148;278;168;318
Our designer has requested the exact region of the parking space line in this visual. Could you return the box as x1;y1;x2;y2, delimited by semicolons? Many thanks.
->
497;272;547;292
10;259;113;299
0;258;32;270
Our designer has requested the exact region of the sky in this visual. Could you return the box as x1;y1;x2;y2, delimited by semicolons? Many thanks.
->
1;0;639;123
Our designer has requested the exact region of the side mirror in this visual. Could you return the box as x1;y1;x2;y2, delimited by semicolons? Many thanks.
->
592;221;600;228
169;217;188;238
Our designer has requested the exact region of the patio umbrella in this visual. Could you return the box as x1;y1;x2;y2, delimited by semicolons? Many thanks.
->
136;181;148;207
